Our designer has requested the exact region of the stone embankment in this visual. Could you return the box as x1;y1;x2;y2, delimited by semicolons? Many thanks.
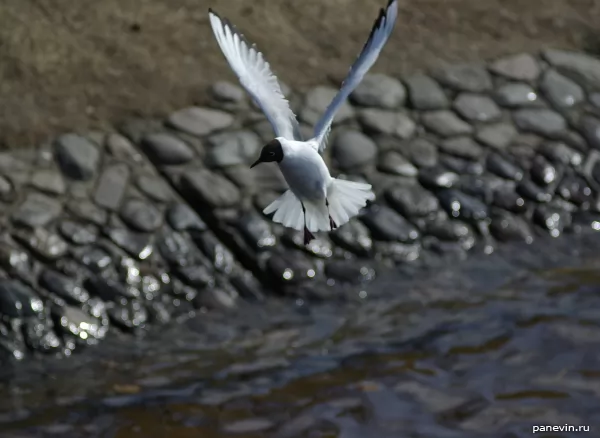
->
1;49;600;361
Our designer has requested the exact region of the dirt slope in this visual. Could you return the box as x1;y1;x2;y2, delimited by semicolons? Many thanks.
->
0;0;599;147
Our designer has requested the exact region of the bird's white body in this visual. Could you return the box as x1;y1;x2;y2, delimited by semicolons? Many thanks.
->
278;138;331;201
208;0;397;241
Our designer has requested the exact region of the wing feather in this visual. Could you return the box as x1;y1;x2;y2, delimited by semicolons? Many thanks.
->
209;10;302;140
312;0;398;153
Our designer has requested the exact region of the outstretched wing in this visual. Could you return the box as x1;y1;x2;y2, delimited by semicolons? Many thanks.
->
209;10;302;140
311;0;398;153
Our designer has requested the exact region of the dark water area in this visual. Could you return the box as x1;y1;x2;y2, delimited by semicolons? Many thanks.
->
0;237;599;438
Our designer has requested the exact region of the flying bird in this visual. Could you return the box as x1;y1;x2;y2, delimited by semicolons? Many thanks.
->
209;0;398;245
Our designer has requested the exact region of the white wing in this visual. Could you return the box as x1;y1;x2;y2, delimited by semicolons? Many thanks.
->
209;10;302;140
312;0;398;153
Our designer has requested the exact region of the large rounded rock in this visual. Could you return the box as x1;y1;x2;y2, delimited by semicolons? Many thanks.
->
350;73;406;109
301;86;354;126
141;133;194;165
332;130;378;170
54;134;100;180
206;130;261;167
181;169;241;208
489;53;541;81
120;199;163;232
167;106;234;137
512;109;567;138
405;74;449;110
432;63;493;92
540;69;584;108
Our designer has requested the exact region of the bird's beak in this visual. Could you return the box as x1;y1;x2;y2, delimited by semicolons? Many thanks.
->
250;158;261;168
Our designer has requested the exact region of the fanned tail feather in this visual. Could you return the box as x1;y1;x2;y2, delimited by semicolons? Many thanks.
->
263;190;304;231
327;179;375;228
263;180;374;233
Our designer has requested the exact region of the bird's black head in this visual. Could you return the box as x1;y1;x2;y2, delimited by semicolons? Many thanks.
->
250;139;283;168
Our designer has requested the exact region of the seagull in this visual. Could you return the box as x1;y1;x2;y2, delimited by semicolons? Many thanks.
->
209;0;398;245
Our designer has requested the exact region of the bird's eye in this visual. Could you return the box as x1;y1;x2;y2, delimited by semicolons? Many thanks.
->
269;152;275;156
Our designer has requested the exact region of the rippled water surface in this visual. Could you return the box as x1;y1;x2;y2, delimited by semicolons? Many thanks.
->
1;244;599;437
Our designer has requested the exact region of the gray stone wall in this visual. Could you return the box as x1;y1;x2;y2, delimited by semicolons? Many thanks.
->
1;49;600;361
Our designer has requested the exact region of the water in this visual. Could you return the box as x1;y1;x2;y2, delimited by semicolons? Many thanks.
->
0;242;599;437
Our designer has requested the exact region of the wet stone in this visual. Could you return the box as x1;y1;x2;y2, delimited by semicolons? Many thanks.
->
440;155;483;175
419;167;460;189
74;246;113;273
0;175;14;203
0;280;44;318
12;192;62;228
386;184;439;217
539;141;582;166
58;220;97;245
458;174;505;204
405;74;449;110
67;200;107;226
543;49;600;91
23;320;61;353
495;83;538;107
490;212;533;243
591;93;600;108
424;218;472;242
437;190;489;222
330;219;373;256
210;81;245;103
475;123;517;150
405;137;438;168
580;115;600;150
517;179;553;203
0;243;34;282
486;153;524;181
362;205;419;242
54;133;100;180
377;151;418;176
40;270;90;305
120;199;163;232
157;230;198;267
358;109;416;139
136;175;172;203
557;174;593;206
432;63;493;92
302;86;354;126
350;73;406;109
54;305;106;340
267;251;315;285
206;130;261;167
490;53;541;81
439;136;483;160
229;272;264;301
108;301;148;331
453;93;501;123
141;132;194;165
194;233;235;274
421;110;473;137
530;155;558;186
541;69;584;108
513;109;567;138
325;261;374;285
86;275;139;303
93;164;130;210
30;170;66;195
14;228;68;261
167;106;234;137
332;130;377;170
166;203;207;231
106;228;153;260
534;205;571;237
237;213;277;250
176;265;215;289
194;288;238;310
181;168;241;209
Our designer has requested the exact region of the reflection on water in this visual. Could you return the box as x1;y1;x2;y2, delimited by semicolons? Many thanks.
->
0;258;599;437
